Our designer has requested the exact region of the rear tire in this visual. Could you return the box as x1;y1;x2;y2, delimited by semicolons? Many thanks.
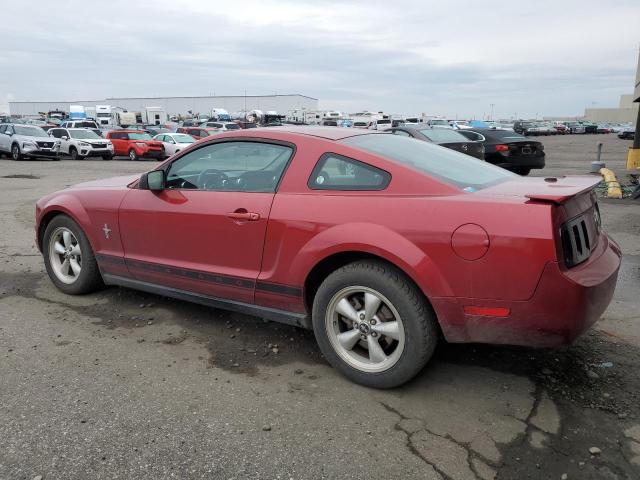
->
312;260;438;388
42;215;104;295
128;149;138;161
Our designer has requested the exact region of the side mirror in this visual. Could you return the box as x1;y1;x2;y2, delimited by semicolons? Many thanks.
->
140;170;165;191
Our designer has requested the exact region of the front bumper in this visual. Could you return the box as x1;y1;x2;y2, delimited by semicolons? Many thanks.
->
80;148;113;157
432;233;621;348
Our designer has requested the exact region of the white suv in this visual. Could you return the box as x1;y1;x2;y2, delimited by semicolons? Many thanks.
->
49;128;114;160
0;123;61;160
200;121;241;131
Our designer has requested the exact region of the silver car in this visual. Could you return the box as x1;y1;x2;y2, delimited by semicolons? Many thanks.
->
0;124;61;160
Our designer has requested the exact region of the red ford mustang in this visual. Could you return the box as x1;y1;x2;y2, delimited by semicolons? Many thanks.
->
35;127;621;388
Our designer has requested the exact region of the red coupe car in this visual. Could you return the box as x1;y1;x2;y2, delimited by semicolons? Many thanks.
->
35;127;621;388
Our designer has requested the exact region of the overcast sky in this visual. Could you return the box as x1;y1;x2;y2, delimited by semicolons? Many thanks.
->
1;0;638;118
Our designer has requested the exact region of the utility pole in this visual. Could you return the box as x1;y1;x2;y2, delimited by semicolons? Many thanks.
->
490;104;495;121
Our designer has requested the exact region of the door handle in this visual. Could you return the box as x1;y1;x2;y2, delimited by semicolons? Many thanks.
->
227;211;260;221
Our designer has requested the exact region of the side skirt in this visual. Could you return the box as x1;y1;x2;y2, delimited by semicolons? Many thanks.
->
102;273;310;329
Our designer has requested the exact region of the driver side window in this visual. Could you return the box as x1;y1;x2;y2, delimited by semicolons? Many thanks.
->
165;141;294;193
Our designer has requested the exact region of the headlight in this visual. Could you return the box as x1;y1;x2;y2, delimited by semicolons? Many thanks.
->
23;141;37;149
79;141;91;147
136;142;147;148
107;142;114;149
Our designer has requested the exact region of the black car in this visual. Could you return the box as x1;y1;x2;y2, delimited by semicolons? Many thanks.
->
618;127;635;140
457;129;545;176
388;125;485;159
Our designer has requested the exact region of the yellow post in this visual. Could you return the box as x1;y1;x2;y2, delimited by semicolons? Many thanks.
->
599;168;623;199
627;147;640;170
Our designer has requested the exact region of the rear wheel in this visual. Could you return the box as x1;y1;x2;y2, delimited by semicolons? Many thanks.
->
43;215;104;295
312;260;438;388
128;149;138;161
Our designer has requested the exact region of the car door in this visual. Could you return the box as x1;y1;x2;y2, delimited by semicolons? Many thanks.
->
109;132;127;155
118;139;295;304
0;125;8;152
50;128;70;154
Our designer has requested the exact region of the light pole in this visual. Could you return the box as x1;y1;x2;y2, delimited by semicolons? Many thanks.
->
490;104;495;121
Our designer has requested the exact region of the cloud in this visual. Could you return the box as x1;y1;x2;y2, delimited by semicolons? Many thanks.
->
1;0;638;118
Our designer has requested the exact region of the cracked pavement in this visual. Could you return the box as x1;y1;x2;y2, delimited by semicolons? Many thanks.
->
1;134;640;479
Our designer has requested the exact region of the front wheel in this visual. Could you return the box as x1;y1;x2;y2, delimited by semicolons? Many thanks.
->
312;261;438;388
42;215;104;295
11;144;22;161
128;149;139;161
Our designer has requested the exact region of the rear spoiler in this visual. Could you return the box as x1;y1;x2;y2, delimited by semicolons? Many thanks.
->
525;176;601;204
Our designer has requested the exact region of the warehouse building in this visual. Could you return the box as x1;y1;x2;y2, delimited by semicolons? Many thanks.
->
9;94;318;117
583;93;639;123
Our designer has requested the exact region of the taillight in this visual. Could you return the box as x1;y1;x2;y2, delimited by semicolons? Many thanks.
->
495;144;509;152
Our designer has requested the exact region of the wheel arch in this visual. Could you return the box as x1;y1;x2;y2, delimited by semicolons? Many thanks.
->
37;199;95;252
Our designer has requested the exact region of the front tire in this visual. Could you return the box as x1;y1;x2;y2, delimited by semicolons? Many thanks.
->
69;147;80;160
11;144;22;161
43;215;104;295
128;149;139;161
312;260;438;388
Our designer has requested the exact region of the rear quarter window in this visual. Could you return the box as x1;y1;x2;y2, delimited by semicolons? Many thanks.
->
308;153;390;191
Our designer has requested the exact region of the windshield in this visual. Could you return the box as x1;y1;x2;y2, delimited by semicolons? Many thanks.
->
418;129;469;143
173;134;195;143
341;134;514;191
14;125;47;136
69;129;101;139
129;132;152;140
224;123;240;130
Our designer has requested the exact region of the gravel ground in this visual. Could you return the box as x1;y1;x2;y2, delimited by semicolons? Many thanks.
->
0;133;639;480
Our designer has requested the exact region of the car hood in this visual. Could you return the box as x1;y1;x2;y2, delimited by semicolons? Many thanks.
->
476;175;600;204
23;135;58;141
70;174;140;189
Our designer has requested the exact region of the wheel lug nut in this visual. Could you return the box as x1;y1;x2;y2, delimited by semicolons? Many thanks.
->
359;314;365;320
370;319;377;325
372;332;378;337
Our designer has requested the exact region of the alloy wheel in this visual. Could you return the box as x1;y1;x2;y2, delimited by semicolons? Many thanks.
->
325;286;405;373
48;227;82;284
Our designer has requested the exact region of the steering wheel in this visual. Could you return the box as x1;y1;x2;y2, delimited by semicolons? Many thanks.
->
197;169;228;190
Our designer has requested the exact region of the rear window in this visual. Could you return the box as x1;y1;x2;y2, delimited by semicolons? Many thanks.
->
418;129;469;143
475;130;527;141
224;123;240;130
341;134;514;191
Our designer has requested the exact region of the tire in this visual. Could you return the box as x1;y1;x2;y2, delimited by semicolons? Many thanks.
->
11;143;22;161
312;260;438;388
128;149;139;161
42;215;104;295
69;147;80;160
515;168;531;176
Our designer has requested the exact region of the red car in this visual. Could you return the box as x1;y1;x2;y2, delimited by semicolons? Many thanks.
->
176;127;220;140
105;130;165;161
35;127;621;388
